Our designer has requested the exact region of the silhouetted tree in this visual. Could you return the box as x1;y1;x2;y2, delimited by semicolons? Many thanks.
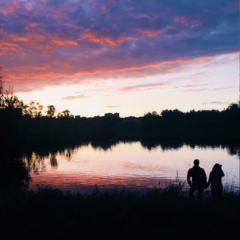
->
161;109;184;120
0;66;23;109
23;101;43;118
57;109;73;118
0;66;4;106
46;105;56;118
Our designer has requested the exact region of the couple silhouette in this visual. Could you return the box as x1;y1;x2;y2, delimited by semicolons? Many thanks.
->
187;159;225;201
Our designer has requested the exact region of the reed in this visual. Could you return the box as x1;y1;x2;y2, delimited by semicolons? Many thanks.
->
0;186;239;240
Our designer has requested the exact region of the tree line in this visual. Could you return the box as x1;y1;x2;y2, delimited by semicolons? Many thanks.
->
0;67;239;150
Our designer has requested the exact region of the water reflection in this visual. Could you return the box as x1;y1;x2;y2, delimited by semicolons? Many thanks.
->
21;146;78;174
140;140;185;150
227;145;240;156
22;152;46;175
20;141;239;194
91;140;120;150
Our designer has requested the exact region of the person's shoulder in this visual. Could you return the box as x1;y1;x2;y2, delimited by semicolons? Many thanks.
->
187;167;193;175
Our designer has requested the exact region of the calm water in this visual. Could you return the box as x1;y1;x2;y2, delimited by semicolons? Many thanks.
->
22;141;240;193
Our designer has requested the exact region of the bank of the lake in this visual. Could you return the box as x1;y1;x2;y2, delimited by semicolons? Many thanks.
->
0;187;239;240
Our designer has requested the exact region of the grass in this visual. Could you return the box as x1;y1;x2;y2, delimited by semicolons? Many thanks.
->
0;185;239;240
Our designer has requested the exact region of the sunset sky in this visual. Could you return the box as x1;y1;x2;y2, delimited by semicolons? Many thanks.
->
0;0;239;117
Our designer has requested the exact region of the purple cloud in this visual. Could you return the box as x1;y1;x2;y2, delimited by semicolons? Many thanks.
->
0;0;238;91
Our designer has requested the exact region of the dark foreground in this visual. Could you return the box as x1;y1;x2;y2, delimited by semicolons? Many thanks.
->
0;187;239;240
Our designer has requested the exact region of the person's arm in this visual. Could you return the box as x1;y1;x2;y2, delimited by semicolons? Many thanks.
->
187;169;192;186
206;172;212;188
203;169;207;183
201;169;207;188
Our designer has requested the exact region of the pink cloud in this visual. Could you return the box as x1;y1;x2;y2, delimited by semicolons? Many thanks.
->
119;82;169;92
81;29;136;46
27;22;38;27
82;29;118;46
52;39;78;46
3;53;235;94
0;0;20;14
174;16;202;28
61;95;89;101
174;83;211;89
134;13;150;19
139;29;159;37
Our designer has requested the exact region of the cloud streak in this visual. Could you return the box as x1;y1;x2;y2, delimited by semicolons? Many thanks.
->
119;82;169;92
60;94;89;101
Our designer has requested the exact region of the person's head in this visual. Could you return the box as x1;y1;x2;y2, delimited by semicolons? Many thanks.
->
193;159;199;166
212;163;222;171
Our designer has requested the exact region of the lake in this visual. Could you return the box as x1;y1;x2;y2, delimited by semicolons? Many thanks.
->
22;141;240;194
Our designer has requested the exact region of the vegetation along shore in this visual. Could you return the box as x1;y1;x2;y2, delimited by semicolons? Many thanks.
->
0;186;239;240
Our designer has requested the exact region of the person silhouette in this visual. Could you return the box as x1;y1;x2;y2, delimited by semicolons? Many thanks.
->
206;163;225;201
187;159;207;201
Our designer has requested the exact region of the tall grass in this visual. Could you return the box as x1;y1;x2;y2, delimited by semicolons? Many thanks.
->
0;186;239;240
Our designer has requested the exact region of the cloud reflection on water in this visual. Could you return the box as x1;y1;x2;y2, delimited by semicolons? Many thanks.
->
25;141;240;193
